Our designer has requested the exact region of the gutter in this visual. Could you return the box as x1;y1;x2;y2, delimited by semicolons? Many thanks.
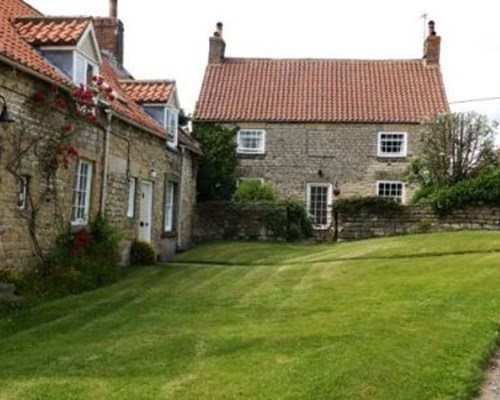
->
0;54;69;89
176;145;186;249
100;107;112;214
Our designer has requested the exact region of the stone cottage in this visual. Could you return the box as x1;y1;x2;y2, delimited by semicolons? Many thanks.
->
0;0;200;267
195;21;449;228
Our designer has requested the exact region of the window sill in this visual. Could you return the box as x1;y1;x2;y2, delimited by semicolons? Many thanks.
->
238;153;266;159
376;156;408;162
70;222;89;231
161;231;177;239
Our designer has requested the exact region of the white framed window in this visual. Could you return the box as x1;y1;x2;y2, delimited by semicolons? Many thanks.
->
376;181;405;203
164;181;177;232
74;52;98;87
166;107;178;148
306;183;333;228
18;175;29;210
237;129;266;154
71;159;93;225
127;178;136;218
143;105;179;149
377;132;407;157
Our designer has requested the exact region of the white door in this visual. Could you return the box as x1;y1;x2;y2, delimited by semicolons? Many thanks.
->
138;181;153;242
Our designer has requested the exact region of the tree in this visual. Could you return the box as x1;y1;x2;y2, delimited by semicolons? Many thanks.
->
407;112;498;187
192;122;239;201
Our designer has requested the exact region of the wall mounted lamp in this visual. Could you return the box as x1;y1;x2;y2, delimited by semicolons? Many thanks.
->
0;94;15;124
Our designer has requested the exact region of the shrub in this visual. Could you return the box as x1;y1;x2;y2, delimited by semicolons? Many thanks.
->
266;198;313;241
7;215;122;299
332;196;403;217
427;169;500;215
130;240;156;266
233;180;276;201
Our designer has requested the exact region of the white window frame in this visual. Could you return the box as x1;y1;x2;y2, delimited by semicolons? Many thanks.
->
237;129;266;154
143;105;179;149
166;107;178;148
18;175;29;210
377;132;407;157
376;180;405;203
306;183;333;229
71;159;93;225
164;181;177;232
73;51;98;87
127;178;136;218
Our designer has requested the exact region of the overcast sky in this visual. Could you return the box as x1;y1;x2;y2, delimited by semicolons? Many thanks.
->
28;0;500;124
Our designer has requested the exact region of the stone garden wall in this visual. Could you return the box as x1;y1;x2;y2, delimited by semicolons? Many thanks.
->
194;201;500;243
337;205;500;240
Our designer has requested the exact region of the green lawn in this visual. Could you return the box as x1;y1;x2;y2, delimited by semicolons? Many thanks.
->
1;231;500;399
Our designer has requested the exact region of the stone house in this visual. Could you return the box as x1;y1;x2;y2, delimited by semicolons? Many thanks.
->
0;0;200;267
195;22;449;228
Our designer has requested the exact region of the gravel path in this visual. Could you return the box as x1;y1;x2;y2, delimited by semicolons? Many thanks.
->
477;353;500;400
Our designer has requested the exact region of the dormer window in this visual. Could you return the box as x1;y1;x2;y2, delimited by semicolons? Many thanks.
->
41;50;99;87
75;53;98;87
143;105;178;149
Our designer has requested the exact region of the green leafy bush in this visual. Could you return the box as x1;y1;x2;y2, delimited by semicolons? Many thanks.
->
426;169;500;215
233;180;276;201
44;214;121;295
266;198;313;241
1;215;122;301
130;240;156;266
332;196;403;217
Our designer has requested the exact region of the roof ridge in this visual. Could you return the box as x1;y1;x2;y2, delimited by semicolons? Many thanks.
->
120;79;176;85
14;15;93;22
224;57;424;63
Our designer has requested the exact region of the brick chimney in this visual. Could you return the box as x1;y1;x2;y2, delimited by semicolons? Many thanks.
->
208;22;225;64
93;0;124;67
423;20;441;66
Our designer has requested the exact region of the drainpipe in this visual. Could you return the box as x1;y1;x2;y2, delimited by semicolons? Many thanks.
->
177;145;185;249
100;107;112;214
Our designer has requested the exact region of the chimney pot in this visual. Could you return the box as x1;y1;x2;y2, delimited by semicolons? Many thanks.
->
110;0;118;18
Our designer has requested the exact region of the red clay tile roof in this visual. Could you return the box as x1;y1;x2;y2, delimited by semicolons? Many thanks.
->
100;61;166;137
0;0;69;84
120;80;175;103
179;128;202;154
13;17;91;46
0;0;167;138
196;58;449;123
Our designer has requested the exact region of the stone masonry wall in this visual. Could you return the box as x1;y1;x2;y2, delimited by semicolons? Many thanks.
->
232;122;422;204
337;205;500;241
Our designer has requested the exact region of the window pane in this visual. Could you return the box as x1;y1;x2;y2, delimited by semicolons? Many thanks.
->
75;55;86;86
144;106;165;126
377;182;403;203
164;181;176;232
238;130;264;153
379;133;406;156
308;185;330;226
72;160;92;224
86;63;94;86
